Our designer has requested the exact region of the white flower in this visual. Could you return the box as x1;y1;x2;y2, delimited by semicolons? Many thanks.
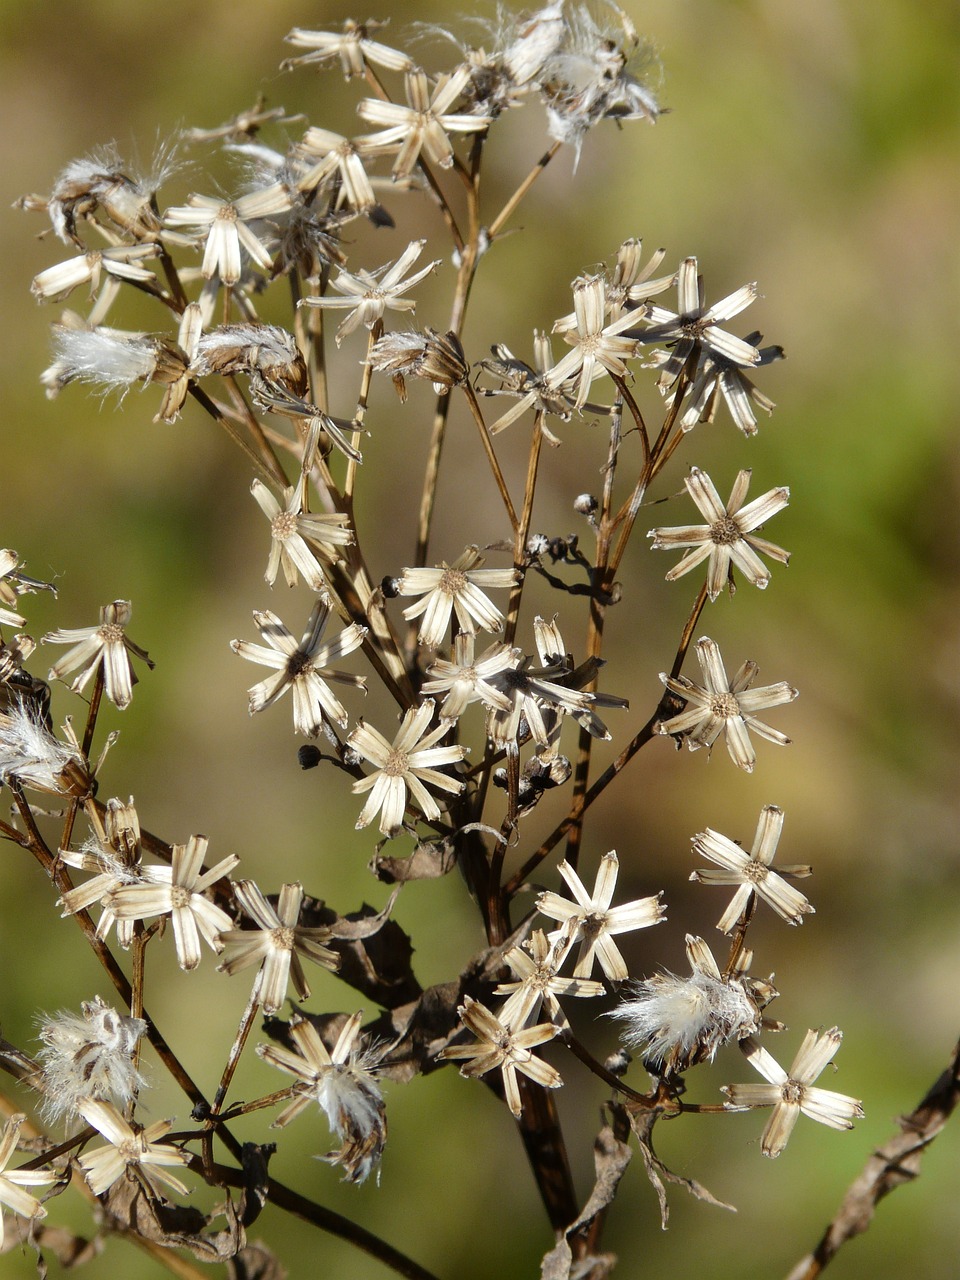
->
77;1099;189;1198
397;546;519;651
536;851;665;981
358;66;493;178
283;19;413;78
105;835;238;971
299;240;439;343
217;880;338;1014
164;190;285;285
639;256;762;369
250;478;353;591
494;928;604;1029
439;996;562;1118
543;275;646;410
722;1027;864;1158
648;468;790;601
658;636;798;772
421;633;519;722
231;598;366;735
0;1114;57;1248
690;805;814;932
348;700;467;837
43;600;154;711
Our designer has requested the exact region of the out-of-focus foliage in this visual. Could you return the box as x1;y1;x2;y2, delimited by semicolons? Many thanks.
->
0;1;957;1277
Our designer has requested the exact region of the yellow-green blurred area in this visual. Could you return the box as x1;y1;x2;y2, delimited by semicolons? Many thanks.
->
1;0;958;1276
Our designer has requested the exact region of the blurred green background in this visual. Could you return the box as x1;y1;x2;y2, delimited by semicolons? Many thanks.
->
1;0;959;1277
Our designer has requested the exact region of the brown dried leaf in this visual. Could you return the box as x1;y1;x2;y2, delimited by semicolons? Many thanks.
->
539;1124;631;1279
369;838;456;883
625;1104;735;1228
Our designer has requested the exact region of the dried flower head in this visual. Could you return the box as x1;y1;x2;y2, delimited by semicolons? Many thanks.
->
258;1011;386;1183
299;240;439;344
609;934;761;1073
0;1113;58;1248
105;835;238;971
397;546;519;650
348;700;467;837
37;997;147;1122
722;1027;864;1158
77;1098;189;1198
218;880;339;1014
231;598;367;736
537;851;665;981
0;702;91;796
648;468;790;601
658;636;798;772
43;600;154;711
690;804;814;933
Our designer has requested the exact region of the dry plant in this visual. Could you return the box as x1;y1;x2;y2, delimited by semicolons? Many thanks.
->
5;6;915;1278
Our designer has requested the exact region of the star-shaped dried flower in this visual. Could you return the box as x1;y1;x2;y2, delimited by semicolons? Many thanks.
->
439;996;562;1118
649;467;789;601
690;804;814;933
43;600;154;711
536;851;665;981
396;546;519;651
250;478;353;592
30;243;158;306
421;632;519;722
299;240;439;344
0;1113;57;1248
105;835;238;971
636;256;761;369
658;636;798;773
76;1098;189;1198
722;1027;864;1158
218;880;338;1014
544;274;646;410
347;700;467;836
231;598;366;736
494;928;604;1029
164;189;287;285
282;19;413;78
358;66;493;178
608;934;761;1073
296;127;391;224
257;1011;386;1184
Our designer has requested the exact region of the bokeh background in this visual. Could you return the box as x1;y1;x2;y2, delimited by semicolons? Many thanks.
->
1;0;959;1276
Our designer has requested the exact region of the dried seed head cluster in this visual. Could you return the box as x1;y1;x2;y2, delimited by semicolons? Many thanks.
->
2;5;862;1275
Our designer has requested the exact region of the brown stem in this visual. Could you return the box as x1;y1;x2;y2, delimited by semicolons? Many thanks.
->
487;141;562;241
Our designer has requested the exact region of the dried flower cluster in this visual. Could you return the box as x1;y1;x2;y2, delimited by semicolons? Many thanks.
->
1;6;861;1277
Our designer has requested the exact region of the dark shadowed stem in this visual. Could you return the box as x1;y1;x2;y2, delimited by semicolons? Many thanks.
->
785;1038;960;1280
157;245;189;313
487;750;520;944
563;400;623;870
561;1030;659;1107
59;666;105;857
192;1156;441;1280
513;1078;578;1232
488;141;562;240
